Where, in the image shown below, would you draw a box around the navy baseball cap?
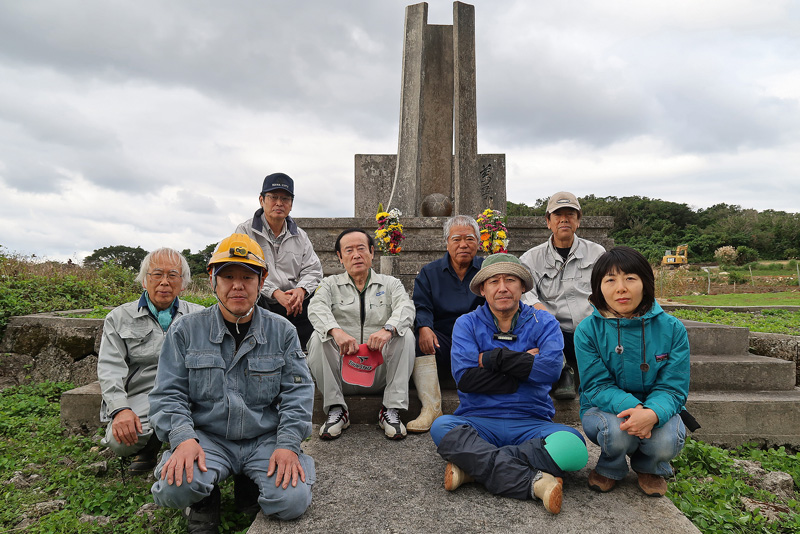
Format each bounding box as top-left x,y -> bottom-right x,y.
261,173 -> 294,196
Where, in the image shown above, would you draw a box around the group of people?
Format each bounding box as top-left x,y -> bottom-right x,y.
97,176 -> 691,532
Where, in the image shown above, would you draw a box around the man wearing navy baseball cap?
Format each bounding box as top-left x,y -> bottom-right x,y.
236,172 -> 322,350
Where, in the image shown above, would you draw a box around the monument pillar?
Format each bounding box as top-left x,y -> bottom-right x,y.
452,2 -> 481,215
355,1 -> 505,219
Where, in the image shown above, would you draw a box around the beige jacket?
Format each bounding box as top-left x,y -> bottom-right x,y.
520,235 -> 605,333
308,270 -> 415,343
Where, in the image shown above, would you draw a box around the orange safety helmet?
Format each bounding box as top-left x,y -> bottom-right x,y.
206,233 -> 268,276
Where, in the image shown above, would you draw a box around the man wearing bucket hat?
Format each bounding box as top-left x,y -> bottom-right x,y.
520,191 -> 605,399
307,228 -> 416,441
236,172 -> 322,350
150,233 -> 315,533
430,253 -> 588,515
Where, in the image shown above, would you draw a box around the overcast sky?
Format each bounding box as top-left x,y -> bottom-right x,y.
1,1 -> 798,262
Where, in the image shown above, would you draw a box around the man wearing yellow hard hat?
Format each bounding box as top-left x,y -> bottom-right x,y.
149,233 -> 315,532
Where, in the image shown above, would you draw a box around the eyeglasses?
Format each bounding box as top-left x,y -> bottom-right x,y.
264,193 -> 293,203
449,234 -> 478,244
147,270 -> 182,283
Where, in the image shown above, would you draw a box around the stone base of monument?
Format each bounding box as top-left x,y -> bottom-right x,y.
296,215 -> 615,293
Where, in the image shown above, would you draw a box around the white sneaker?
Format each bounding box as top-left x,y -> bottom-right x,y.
320,405 -> 350,440
378,406 -> 407,440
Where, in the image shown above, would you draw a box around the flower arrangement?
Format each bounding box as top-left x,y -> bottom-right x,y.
375,204 -> 406,255
476,208 -> 508,254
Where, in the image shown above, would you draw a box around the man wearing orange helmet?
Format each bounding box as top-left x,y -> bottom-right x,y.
150,233 -> 315,533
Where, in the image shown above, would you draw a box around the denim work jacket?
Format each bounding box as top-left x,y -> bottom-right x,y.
149,305 -> 314,454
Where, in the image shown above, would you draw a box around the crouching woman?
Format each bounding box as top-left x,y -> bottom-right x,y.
575,246 -> 689,497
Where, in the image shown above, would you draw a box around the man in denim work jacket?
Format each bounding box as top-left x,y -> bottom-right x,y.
150,233 -> 315,533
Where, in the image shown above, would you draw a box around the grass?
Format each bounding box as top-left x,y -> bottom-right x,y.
669,437 -> 800,533
0,253 -> 141,335
2,383 -> 798,533
668,308 -> 800,335
0,382 -> 252,533
667,292 -> 800,306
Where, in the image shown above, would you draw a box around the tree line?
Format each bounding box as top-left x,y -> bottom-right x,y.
507,195 -> 800,264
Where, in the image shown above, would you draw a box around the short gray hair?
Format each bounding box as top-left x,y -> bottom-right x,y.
135,248 -> 192,290
443,215 -> 480,243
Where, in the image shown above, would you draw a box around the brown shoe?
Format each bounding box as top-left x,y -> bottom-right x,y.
587,469 -> 616,493
637,472 -> 667,497
444,462 -> 474,491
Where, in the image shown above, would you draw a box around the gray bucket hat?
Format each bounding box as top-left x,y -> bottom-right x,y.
469,253 -> 534,296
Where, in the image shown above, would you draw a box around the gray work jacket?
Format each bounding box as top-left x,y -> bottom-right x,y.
520,235 -> 605,333
97,297 -> 204,421
236,212 -> 322,302
308,269 -> 415,343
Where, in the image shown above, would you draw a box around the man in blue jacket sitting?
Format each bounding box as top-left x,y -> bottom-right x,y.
430,253 -> 588,515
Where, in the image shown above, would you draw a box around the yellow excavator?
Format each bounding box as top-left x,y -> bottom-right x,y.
661,244 -> 688,267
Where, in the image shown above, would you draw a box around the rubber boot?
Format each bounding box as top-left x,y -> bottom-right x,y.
532,472 -> 563,514
406,355 -> 443,433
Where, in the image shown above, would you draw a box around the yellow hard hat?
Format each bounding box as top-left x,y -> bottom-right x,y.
207,233 -> 268,276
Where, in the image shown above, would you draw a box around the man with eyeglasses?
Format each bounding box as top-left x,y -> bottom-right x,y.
307,228 -> 416,440
406,215 -> 485,433
519,192 -> 605,399
236,172 -> 322,350
97,248 -> 204,474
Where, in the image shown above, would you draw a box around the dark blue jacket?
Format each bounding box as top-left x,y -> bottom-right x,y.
412,252 -> 484,336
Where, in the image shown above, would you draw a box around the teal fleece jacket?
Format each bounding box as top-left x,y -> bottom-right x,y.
574,301 -> 690,427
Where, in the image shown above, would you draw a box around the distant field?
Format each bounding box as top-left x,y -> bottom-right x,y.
668,308 -> 800,335
666,292 -> 800,306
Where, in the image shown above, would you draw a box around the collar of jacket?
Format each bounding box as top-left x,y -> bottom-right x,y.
547,234 -> 587,259
251,208 -> 299,236
475,300 -> 537,332
440,251 -> 483,276
137,291 -> 180,318
592,301 -> 665,322
208,303 -> 270,345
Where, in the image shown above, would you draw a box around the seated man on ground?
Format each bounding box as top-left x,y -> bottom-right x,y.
149,233 -> 315,533
307,228 -> 416,440
98,248 -> 204,474
430,253 -> 588,515
408,214 -> 485,433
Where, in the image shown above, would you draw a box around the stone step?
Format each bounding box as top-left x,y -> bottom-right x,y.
690,353 -> 796,391
686,389 -> 800,447
682,320 -> 751,355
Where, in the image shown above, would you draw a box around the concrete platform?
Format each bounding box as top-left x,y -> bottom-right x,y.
247,424 -> 700,534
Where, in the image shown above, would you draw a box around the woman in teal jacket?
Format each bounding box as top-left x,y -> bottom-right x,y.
574,246 -> 689,497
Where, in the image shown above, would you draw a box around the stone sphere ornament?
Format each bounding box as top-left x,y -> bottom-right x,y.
420,193 -> 453,217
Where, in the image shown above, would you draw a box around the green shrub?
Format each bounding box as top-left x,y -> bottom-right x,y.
0,255 -> 140,336
736,246 -> 760,266
727,271 -> 748,285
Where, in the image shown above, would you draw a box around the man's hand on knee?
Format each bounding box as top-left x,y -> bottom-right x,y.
161,439 -> 207,486
418,327 -> 439,355
267,448 -> 305,489
112,409 -> 142,446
